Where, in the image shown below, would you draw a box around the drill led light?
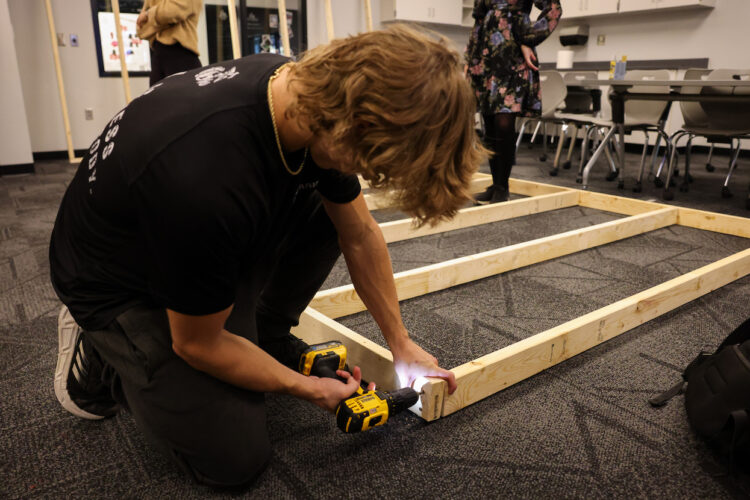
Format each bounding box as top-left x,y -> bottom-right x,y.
407,376 -> 429,412
411,376 -> 429,394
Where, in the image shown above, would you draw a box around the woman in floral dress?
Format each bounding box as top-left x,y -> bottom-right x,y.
466,0 -> 562,203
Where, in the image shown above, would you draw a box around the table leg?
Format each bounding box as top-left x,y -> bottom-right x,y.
581,126 -> 618,189
550,123 -> 566,176
616,123 -> 626,189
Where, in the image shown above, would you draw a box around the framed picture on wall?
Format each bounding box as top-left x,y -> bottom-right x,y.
90,0 -> 151,77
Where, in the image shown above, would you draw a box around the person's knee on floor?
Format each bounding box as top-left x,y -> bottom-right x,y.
176,430 -> 272,489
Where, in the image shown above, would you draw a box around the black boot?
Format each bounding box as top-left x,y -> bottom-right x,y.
474,184 -> 509,205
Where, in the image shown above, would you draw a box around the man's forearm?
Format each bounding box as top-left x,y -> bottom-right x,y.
340,222 -> 410,350
174,328 -> 318,398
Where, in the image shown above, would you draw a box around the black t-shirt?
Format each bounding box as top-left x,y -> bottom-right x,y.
49,54 -> 361,331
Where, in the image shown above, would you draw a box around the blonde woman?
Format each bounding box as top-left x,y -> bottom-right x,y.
50,26 -> 483,487
137,0 -> 203,85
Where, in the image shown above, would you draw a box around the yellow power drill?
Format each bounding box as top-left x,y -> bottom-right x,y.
298,341 -> 420,433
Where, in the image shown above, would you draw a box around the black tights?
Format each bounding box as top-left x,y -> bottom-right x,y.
482,112 -> 518,191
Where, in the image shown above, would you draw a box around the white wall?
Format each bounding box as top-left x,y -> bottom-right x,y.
307,0 -> 379,46
8,0 -> 150,153
0,0 -> 33,166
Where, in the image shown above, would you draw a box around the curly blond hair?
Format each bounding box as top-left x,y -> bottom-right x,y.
287,24 -> 485,226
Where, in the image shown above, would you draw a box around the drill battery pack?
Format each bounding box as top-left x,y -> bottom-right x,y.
298,341 -> 347,378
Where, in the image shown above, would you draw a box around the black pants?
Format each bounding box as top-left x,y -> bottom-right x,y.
149,40 -> 202,86
482,113 -> 518,191
85,193 -> 341,487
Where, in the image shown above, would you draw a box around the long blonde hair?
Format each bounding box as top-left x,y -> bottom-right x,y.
288,24 -> 485,226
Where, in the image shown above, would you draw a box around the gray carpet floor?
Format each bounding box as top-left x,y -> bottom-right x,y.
1,144 -> 749,499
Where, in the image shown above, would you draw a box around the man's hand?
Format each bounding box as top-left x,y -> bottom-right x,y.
391,337 -> 457,394
521,44 -> 539,71
308,366 -> 376,413
137,10 -> 148,28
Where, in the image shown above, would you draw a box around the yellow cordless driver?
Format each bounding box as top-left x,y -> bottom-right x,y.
335,387 -> 419,433
296,339 -> 420,433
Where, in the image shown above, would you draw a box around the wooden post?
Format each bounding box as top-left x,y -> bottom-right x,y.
111,0 -> 132,103
277,0 -> 291,57
677,207 -> 750,238
325,0 -> 334,42
226,0 -> 241,59
364,175 -> 493,210
44,0 -> 79,164
364,0 -> 372,31
379,190 -> 579,244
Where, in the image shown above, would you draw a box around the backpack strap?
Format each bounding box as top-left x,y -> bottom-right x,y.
648,351 -> 712,407
649,380 -> 686,407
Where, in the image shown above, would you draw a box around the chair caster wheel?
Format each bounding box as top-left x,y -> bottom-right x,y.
617,181 -> 625,190
562,161 -> 571,170
706,163 -> 715,172
686,173 -> 694,183
679,183 -> 689,193
606,169 -> 619,182
673,169 -> 680,178
549,168 -> 558,176
539,154 -> 547,162
633,182 -> 642,193
575,177 -> 582,184
654,177 -> 664,188
662,190 -> 674,201
721,186 -> 733,198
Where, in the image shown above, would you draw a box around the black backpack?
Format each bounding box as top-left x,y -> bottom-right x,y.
650,317 -> 750,468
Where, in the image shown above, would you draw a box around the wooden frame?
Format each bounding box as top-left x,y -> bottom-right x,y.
291,176 -> 750,422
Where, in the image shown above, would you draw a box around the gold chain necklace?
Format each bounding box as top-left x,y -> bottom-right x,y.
267,64 -> 307,176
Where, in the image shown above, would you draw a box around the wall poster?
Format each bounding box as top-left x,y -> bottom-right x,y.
91,0 -> 150,77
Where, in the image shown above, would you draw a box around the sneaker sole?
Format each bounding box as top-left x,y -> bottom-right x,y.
54,306 -> 106,420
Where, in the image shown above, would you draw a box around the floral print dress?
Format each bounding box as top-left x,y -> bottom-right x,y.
465,0 -> 562,117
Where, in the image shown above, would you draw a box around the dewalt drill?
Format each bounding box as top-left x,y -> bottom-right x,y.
297,341 -> 420,433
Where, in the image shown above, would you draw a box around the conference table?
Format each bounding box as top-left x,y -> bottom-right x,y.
577,78 -> 750,200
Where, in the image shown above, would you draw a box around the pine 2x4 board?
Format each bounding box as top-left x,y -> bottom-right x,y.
291,174 -> 750,422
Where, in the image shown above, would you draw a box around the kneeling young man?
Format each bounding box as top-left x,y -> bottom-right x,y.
50,25 -> 483,487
